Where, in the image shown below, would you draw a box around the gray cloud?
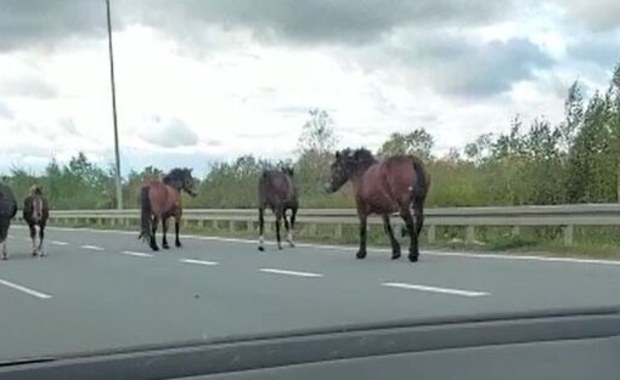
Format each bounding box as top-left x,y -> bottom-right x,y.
0,0 -> 107,52
124,0 -> 512,45
140,117 -> 199,148
0,0 -> 513,52
567,32 -> 620,68
0,75 -> 58,98
557,1 -> 620,31
372,34 -> 553,97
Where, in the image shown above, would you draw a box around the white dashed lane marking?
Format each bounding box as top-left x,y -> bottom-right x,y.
382,282 -> 489,297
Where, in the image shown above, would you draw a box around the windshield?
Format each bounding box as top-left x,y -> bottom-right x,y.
1,0 -> 619,363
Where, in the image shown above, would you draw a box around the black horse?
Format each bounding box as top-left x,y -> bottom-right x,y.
258,165 -> 298,251
0,183 -> 18,260
23,185 -> 49,257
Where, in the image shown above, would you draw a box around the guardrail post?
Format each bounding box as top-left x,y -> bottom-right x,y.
306,223 -> 317,236
334,223 -> 343,239
511,226 -> 521,236
465,225 -> 475,244
563,225 -> 574,246
229,220 -> 235,233
427,224 -> 436,243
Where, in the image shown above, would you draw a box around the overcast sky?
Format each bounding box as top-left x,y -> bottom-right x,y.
0,0 -> 619,175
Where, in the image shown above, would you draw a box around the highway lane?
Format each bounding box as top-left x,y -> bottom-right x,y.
0,225 -> 619,361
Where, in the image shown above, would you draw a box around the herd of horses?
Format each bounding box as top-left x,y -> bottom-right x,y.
0,148 -> 430,262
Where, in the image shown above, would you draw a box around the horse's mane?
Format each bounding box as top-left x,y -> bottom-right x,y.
340,148 -> 377,167
163,168 -> 189,184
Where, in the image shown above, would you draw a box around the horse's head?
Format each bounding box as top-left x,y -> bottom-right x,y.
324,148 -> 375,193
29,184 -> 43,197
164,168 -> 198,197
180,168 -> 198,197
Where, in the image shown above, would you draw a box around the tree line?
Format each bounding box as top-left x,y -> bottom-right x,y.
3,62 -> 620,210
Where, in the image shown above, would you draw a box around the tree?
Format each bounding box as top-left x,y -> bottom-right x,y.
377,128 -> 434,160
297,109 -> 337,156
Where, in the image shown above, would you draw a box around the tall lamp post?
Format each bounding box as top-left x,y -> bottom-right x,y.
106,0 -> 123,209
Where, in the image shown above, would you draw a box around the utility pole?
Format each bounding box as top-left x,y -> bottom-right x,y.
106,0 -> 123,209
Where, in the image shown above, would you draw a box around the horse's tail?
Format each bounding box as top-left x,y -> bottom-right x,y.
409,156 -> 430,206
138,186 -> 152,242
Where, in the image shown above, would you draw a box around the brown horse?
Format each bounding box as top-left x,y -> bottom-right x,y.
258,165 -> 298,251
139,168 -> 197,251
325,148 -> 430,262
23,185 -> 49,257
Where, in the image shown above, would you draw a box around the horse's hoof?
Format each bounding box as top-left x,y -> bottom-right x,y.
32,252 -> 38,257
1,256 -> 7,261
258,246 -> 265,252
150,244 -> 159,251
175,241 -> 182,248
408,253 -> 419,262
356,250 -> 367,259
162,243 -> 170,250
391,252 -> 401,260
277,245 -> 283,250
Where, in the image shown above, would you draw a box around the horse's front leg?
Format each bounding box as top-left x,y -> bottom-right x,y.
382,215 -> 401,260
161,217 -> 170,249
174,216 -> 182,248
287,206 -> 297,247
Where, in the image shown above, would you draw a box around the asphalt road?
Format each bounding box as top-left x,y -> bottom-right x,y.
1,225 -> 619,361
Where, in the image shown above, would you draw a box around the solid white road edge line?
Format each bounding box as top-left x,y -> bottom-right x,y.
41,226 -> 620,266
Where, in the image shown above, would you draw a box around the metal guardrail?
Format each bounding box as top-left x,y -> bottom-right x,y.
18,204 -> 620,246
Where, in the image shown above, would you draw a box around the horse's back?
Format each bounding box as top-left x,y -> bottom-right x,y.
357,157 -> 418,213
259,171 -> 297,208
144,180 -> 180,215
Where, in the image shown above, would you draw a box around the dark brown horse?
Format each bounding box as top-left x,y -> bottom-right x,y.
139,168 -> 197,251
258,165 -> 298,251
0,183 -> 17,260
325,148 -> 430,262
23,185 -> 49,257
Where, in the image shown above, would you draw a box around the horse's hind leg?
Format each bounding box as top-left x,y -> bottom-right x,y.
414,203 -> 425,237
1,238 -> 6,260
382,215 -> 401,260
161,217 -> 170,249
400,209 -> 418,262
275,208 -> 283,250
356,214 -> 368,259
29,223 -> 38,256
150,216 -> 160,251
258,206 -> 265,251
38,223 -> 46,257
